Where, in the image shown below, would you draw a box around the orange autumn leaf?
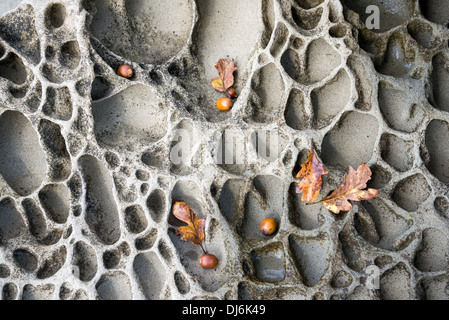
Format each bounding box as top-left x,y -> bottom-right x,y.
211,58 -> 237,92
296,149 -> 328,203
309,163 -> 379,214
172,201 -> 205,246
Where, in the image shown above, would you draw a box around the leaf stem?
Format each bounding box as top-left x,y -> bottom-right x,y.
223,84 -> 231,99
190,210 -> 207,254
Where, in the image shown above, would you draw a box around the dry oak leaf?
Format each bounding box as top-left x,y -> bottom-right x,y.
172,201 -> 205,246
211,58 -> 237,92
309,163 -> 379,214
296,149 -> 328,203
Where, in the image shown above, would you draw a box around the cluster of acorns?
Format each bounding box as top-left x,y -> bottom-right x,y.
216,87 -> 237,111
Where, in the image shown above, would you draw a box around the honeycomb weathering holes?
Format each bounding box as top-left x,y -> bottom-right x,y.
1,0 -> 449,301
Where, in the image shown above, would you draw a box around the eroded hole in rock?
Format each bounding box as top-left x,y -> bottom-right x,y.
195,0 -> 262,93
38,183 -> 71,224
321,111 -> 379,169
146,189 -> 166,223
2,282 -> 18,300
219,179 -> 246,226
424,120 -> 449,183
342,0 -> 414,33
378,82 -> 425,133
367,165 -> 392,190
45,3 -> 66,29
249,129 -> 288,162
392,174 -> 431,212
60,40 -> 81,69
329,24 -> 348,38
414,228 -> 449,272
170,180 -> 205,226
42,63 -> 64,83
135,228 -> 158,251
158,239 -> 173,263
282,38 -> 341,84
270,23 -> 289,58
376,31 -> 415,78
13,248 -> 38,273
103,248 -> 121,269
419,0 -> 449,27
214,127 -> 248,176
142,146 -> 166,168
261,0 -> 275,49
78,155 -> 121,245
305,38 -> 341,83
291,5 -> 323,31
359,199 -> 413,251
284,88 -> 311,130
288,233 -> 330,287
0,110 -> 47,196
338,222 -> 366,272
22,284 -> 55,300
92,84 -> 167,151
347,55 -> 373,111
429,53 -> 449,113
288,182 -> 325,230
420,275 -> 449,300
0,53 -> 27,84
124,204 -> 148,234
170,119 -> 197,175
133,252 -> 165,300
311,69 -> 351,128
380,133 -> 414,172
174,270 -> 190,295
241,176 -> 284,242
72,241 -> 98,282
250,242 -> 286,284
91,76 -> 112,100
247,63 -> 285,123
434,197 -> 449,219
22,199 -> 47,241
407,20 -> 437,49
380,263 -> 413,300
331,270 -> 353,289
95,271 -> 132,300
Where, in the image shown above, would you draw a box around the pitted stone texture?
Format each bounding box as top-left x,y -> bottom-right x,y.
0,0 -> 448,300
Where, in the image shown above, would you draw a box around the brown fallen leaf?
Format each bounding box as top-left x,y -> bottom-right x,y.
296,149 -> 328,203
307,163 -> 379,213
172,201 -> 206,252
211,58 -> 237,92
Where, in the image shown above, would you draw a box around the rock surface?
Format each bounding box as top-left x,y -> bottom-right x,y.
0,0 -> 448,300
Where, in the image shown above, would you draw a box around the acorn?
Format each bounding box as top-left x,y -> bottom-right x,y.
117,64 -> 133,78
260,218 -> 277,236
216,97 -> 233,111
200,253 -> 218,269
226,87 -> 238,99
